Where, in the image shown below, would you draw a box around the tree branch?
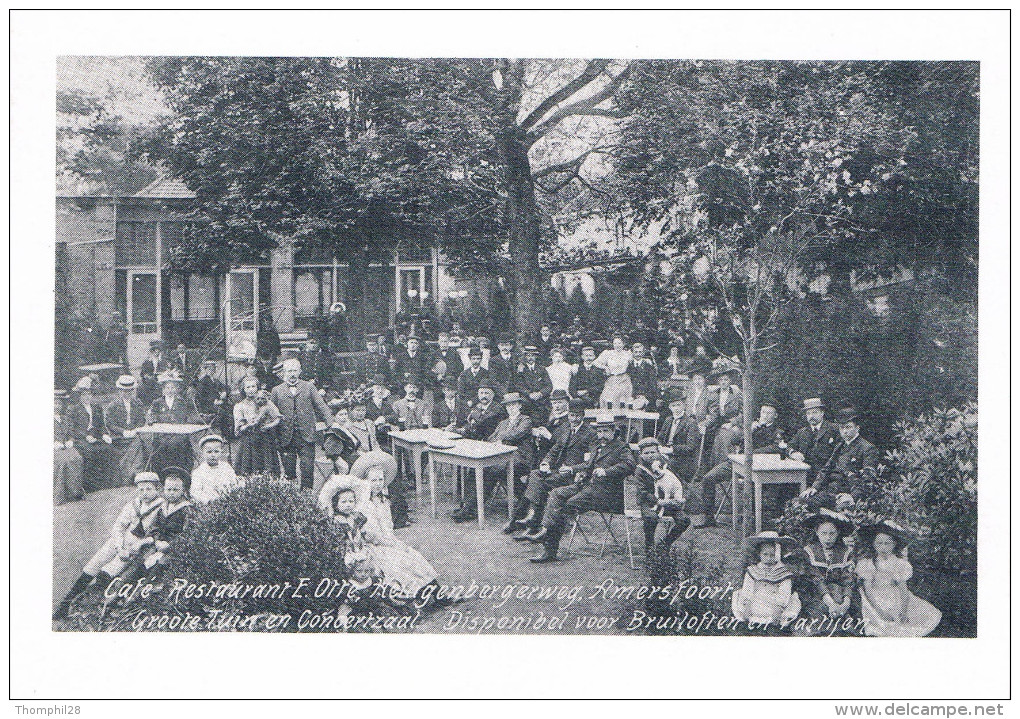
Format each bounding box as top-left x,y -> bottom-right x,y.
519,59 -> 612,132
526,64 -> 632,144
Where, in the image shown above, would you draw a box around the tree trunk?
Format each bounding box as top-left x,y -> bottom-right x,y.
346,244 -> 371,346
494,61 -> 544,341
741,338 -> 756,540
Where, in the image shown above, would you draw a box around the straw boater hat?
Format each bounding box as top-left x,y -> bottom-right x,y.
501,392 -> 525,406
804,508 -> 855,537
349,451 -> 398,487
133,471 -> 161,486
115,374 -> 137,390
802,397 -> 825,412
745,530 -> 798,553
317,474 -> 360,514
593,413 -> 617,428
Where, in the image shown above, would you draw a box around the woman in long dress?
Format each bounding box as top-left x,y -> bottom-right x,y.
593,334 -> 633,410
856,521 -> 941,637
350,451 -> 437,600
233,377 -> 282,476
54,390 -> 84,505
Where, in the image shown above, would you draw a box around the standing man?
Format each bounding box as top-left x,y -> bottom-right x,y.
300,338 -> 332,391
535,324 -> 557,365
529,416 -> 635,563
357,335 -> 389,387
434,332 -> 465,383
271,358 -> 334,490
514,345 -> 553,423
392,334 -> 430,390
104,374 -> 147,486
629,341 -> 660,410
488,332 -> 518,396
789,397 -> 840,473
172,343 -> 198,383
569,345 -> 606,407
457,346 -> 489,412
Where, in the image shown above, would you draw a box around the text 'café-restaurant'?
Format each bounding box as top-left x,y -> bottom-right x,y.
56,177 -> 481,369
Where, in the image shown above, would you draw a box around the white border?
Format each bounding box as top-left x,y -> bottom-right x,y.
9,8 -> 1012,708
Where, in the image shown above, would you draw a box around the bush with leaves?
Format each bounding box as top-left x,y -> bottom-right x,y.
99,477 -> 351,632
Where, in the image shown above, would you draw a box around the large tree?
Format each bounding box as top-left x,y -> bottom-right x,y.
143,57 -> 630,338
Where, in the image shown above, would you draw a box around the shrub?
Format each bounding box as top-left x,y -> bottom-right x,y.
98,477 -> 351,632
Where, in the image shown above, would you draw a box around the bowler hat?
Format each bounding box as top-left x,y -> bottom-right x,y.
468,346 -> 483,358
441,377 -> 458,390
477,379 -> 496,391
549,389 -> 570,401
833,407 -> 860,425
568,398 -> 587,413
496,332 -> 515,345
115,374 -> 137,390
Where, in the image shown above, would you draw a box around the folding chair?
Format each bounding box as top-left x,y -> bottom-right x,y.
564,487 -> 644,570
715,481 -> 732,522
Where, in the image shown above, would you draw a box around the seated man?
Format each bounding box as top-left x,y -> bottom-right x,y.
696,400 -> 784,528
52,471 -> 165,619
453,392 -> 533,523
628,437 -> 690,558
529,415 -> 636,563
510,399 -> 592,538
392,381 -> 430,430
457,381 -> 504,441
800,407 -> 880,510
656,395 -> 701,481
431,378 -> 463,430
531,388 -> 571,460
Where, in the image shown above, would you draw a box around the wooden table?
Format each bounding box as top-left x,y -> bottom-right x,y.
729,454 -> 811,534
388,428 -> 461,496
427,439 -> 518,526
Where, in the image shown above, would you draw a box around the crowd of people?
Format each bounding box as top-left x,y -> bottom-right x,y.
53,314 -> 941,635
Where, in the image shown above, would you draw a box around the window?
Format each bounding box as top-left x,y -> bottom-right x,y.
115,222 -> 156,266
294,268 -> 333,325
188,275 -> 217,319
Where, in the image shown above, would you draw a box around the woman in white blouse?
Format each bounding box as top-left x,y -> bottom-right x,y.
545,346 -> 576,395
593,334 -> 634,410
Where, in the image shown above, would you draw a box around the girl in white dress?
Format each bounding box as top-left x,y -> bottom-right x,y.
856,521 -> 941,637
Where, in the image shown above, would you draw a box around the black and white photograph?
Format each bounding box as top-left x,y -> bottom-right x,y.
10,8 -> 1011,708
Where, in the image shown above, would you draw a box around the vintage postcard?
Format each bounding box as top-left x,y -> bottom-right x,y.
10,8 -> 1011,706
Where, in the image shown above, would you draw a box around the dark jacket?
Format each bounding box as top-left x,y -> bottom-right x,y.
103,398 -> 147,443
391,349 -> 431,390
488,413 -> 534,468
790,420 -> 840,471
271,380 -> 335,445
579,437 -> 637,489
299,350 -> 333,388
357,353 -> 389,386
432,395 -> 464,429
542,421 -> 594,472
434,348 -> 465,381
629,359 -> 659,407
513,362 -> 553,420
487,352 -> 518,395
569,363 -> 605,403
657,413 -> 701,479
364,393 -> 397,426
707,386 -> 743,432
67,401 -> 106,444
814,434 -> 881,498
457,366 -> 490,408
461,400 -> 504,441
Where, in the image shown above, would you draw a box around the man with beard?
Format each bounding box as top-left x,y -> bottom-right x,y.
788,397 -> 840,473
529,416 -> 635,563
509,399 -> 593,538
271,358 -> 334,490
530,388 -> 571,460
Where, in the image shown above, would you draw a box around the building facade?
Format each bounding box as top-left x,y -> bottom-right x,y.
56,178 -> 463,369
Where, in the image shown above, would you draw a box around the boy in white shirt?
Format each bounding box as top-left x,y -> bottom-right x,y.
189,434 -> 239,504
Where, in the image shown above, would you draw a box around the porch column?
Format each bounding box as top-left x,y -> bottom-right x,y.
272,244 -> 295,331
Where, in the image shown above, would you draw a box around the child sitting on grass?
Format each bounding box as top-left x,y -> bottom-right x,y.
731,531 -> 802,632
53,471 -> 165,620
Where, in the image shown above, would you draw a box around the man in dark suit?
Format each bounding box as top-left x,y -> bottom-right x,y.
457,380 -> 504,441
529,415 -> 636,562
487,332 -> 518,395
803,407 -> 881,508
357,335 -> 389,387
432,378 -> 463,430
511,399 -> 593,537
629,340 -> 660,410
569,345 -> 605,406
788,397 -> 840,473
453,392 -> 534,523
457,347 -> 489,412
271,358 -> 335,489
299,337 -> 333,390
513,345 -> 553,423
103,374 -> 147,485
391,335 -> 431,390
363,373 -> 397,431
139,340 -> 170,407
657,396 -> 701,481
534,324 -> 557,366
434,332 -> 464,384
530,388 -> 572,461
67,377 -> 111,492
172,343 -> 200,383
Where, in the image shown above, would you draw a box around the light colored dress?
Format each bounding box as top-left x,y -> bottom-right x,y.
731,562 -> 801,625
856,556 -> 941,637
594,349 -> 633,409
358,493 -> 437,599
545,361 -> 576,395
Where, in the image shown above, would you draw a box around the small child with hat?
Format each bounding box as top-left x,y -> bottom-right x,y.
731,531 -> 802,630
52,471 -> 165,620
189,434 -> 238,504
